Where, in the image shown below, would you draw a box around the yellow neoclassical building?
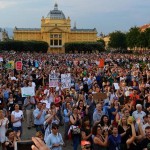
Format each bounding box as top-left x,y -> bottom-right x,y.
13,3 -> 97,53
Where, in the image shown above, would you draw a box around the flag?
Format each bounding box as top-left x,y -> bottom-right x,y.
98,59 -> 104,68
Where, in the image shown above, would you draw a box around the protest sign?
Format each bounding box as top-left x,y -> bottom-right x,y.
0,56 -> 3,62
21,87 -> 35,97
16,61 -> 22,70
5,61 -> 14,69
93,92 -> 107,103
49,71 -> 59,87
61,73 -> 71,89
113,83 -> 120,90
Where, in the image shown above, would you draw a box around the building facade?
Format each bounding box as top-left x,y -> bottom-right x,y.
13,3 -> 97,53
0,28 -> 9,41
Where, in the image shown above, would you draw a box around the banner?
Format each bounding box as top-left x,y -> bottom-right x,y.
61,73 -> 71,89
49,71 -> 59,87
21,87 -> 35,97
16,61 -> 22,70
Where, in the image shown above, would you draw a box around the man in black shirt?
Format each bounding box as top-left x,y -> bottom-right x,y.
141,126 -> 150,150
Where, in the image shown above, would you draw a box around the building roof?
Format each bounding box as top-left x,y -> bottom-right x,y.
47,3 -> 66,19
71,28 -> 97,32
140,24 -> 150,31
14,27 -> 41,31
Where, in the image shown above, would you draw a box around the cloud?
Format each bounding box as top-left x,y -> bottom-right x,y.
0,0 -> 150,34
0,0 -> 41,9
0,1 -> 17,9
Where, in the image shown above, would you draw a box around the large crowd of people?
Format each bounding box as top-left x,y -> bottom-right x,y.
0,51 -> 150,150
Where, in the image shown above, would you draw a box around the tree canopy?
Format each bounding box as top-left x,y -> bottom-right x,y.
64,42 -> 104,53
108,31 -> 127,50
108,26 -> 150,50
0,41 -> 49,53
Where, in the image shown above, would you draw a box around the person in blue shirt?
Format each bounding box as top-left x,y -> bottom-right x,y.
33,102 -> 46,134
63,102 -> 72,145
46,123 -> 64,150
108,126 -> 121,150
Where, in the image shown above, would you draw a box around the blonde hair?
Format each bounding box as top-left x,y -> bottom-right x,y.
35,131 -> 43,138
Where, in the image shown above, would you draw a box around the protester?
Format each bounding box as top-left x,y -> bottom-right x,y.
0,51 -> 149,150
5,129 -> 20,150
11,104 -> 23,135
0,110 -> 9,150
46,123 -> 64,150
108,126 -> 121,150
33,102 -> 46,133
24,96 -> 35,129
92,124 -> 108,150
69,106 -> 81,150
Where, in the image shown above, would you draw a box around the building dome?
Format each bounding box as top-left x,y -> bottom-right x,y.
47,3 -> 66,19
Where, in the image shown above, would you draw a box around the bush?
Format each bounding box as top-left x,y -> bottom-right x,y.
0,41 -> 49,53
64,42 -> 105,53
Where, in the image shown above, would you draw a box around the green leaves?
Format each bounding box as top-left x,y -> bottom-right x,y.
64,42 -> 104,53
108,31 -> 127,50
108,26 -> 150,51
0,41 -> 49,53
126,27 -> 140,49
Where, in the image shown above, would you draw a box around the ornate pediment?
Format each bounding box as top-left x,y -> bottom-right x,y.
48,27 -> 65,33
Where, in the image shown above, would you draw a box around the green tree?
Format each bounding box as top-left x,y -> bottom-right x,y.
137,32 -> 147,49
97,39 -> 105,48
108,31 -> 127,50
126,27 -> 140,50
144,28 -> 150,48
0,41 -> 49,53
64,42 -> 104,53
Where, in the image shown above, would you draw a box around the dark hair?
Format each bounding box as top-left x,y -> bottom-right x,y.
145,126 -> 150,130
78,100 -> 84,107
82,116 -> 90,127
65,102 -> 70,108
92,124 -> 102,136
37,102 -> 42,105
5,129 -> 14,137
9,93 -> 13,96
50,102 -> 55,108
100,115 -> 110,126
111,125 -> 118,130
123,108 -> 129,113
52,123 -> 59,129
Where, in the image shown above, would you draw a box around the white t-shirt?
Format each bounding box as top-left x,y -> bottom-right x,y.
11,110 -> 23,127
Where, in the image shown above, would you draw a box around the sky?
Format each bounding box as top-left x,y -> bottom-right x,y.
0,0 -> 150,35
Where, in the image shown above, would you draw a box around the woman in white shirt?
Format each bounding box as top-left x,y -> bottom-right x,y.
0,110 -> 9,150
11,104 -> 23,136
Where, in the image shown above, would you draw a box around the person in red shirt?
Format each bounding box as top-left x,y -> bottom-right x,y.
129,89 -> 139,108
